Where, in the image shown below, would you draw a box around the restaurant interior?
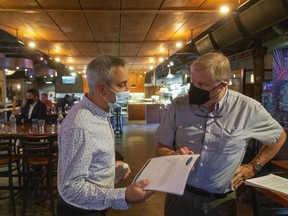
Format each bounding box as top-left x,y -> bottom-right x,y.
1,0 -> 288,215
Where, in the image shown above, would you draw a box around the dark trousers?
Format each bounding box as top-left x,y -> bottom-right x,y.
165,190 -> 236,216
57,196 -> 107,216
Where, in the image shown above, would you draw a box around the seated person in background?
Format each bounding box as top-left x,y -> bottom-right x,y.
68,93 -> 78,107
41,93 -> 53,114
16,88 -> 47,124
56,94 -> 70,112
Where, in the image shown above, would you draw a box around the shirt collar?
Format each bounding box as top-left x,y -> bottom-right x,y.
216,87 -> 229,110
82,94 -> 109,118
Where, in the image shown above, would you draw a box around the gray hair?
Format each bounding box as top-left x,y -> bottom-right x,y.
191,52 -> 231,82
86,55 -> 127,94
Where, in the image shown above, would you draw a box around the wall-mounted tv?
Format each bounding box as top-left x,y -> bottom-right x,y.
61,76 -> 76,84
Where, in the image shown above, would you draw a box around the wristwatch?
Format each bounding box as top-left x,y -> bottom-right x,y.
253,162 -> 263,173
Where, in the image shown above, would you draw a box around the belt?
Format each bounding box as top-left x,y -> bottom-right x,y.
185,185 -> 230,198
58,196 -> 107,215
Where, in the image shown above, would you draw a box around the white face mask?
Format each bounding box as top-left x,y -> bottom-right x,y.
103,84 -> 130,108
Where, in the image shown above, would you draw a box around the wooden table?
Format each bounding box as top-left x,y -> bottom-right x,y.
256,187 -> 288,208
271,160 -> 288,170
250,173 -> 288,209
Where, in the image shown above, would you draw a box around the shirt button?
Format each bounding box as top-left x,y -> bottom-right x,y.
207,129 -> 211,133
203,146 -> 207,150
195,178 -> 198,182
200,163 -> 203,166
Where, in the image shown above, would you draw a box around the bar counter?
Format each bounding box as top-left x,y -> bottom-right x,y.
127,102 -> 168,122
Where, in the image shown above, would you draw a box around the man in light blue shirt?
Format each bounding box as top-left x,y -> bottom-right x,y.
57,55 -> 154,216
156,52 -> 286,216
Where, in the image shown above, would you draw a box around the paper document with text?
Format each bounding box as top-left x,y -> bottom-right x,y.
133,154 -> 200,195
245,174 -> 288,195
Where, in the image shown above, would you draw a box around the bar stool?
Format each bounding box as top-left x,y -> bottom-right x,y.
21,135 -> 58,216
0,134 -> 22,216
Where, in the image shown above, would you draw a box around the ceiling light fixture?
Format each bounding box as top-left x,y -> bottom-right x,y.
220,6 -> 230,13
167,67 -> 174,79
250,73 -> 254,83
0,57 -> 34,76
29,42 -> 36,48
4,69 -> 16,76
176,42 -> 182,47
131,72 -> 137,88
15,29 -> 25,45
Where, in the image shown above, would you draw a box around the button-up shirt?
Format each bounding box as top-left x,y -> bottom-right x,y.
57,95 -> 130,210
155,90 -> 283,194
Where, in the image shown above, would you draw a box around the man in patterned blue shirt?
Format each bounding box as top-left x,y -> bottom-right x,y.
156,52 -> 286,216
57,55 -> 155,216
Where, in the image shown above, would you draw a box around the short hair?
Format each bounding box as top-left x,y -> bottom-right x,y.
41,93 -> 48,97
86,55 -> 127,94
27,88 -> 39,97
191,52 -> 231,82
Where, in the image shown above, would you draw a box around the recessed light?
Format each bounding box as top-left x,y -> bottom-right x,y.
220,6 -> 230,13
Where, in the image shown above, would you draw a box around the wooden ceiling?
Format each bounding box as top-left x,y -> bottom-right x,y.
0,0 -> 247,73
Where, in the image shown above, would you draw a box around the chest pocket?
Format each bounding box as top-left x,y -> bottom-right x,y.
176,125 -> 204,153
220,127 -> 247,154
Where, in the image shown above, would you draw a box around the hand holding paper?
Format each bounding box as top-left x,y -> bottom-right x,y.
133,154 -> 200,195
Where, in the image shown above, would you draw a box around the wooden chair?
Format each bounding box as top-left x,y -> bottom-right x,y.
20,135 -> 58,216
0,134 -> 22,216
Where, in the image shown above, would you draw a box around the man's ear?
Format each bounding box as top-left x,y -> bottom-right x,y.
221,81 -> 229,87
96,83 -> 105,96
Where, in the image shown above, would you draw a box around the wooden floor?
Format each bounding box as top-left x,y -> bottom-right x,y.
0,121 -> 254,216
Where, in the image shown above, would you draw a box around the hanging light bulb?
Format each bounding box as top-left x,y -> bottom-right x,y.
131,72 -> 137,88
167,67 -> 174,79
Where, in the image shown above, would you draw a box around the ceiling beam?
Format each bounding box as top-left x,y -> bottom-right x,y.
0,9 -> 218,13
0,52 -> 168,58
4,40 -> 183,44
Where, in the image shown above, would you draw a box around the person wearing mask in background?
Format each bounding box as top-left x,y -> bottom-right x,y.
16,88 -> 47,124
41,93 -> 53,114
155,52 -> 286,216
57,55 -> 155,216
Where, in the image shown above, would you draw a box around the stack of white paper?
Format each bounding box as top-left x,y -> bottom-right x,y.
133,154 -> 200,195
245,174 -> 288,195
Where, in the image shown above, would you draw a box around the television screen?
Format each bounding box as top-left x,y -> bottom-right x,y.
61,76 -> 76,84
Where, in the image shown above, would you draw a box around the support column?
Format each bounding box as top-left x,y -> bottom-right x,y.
253,47 -> 267,102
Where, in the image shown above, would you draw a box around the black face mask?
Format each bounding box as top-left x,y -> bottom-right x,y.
189,83 -> 221,105
26,98 -> 34,104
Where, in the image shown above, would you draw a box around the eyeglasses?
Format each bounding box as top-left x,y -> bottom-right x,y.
195,113 -> 223,118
